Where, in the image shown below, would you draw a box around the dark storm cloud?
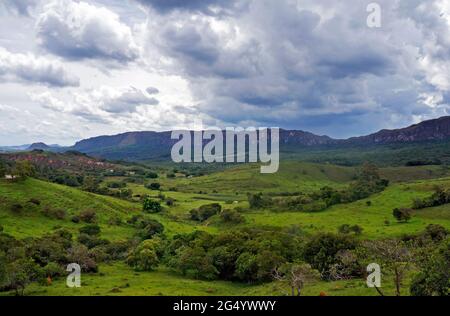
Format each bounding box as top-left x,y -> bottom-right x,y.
136,0 -> 243,15
146,0 -> 449,136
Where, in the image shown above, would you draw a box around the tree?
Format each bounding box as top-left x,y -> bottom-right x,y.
138,219 -> 164,240
82,176 -> 99,193
303,233 -> 358,280
410,238 -> 449,296
67,244 -> 98,273
363,239 -> 414,296
4,259 -> 43,296
12,160 -> 35,180
393,208 -> 412,223
273,263 -> 320,296
0,160 -> 6,178
143,198 -> 162,213
127,239 -> 161,271
190,203 -> 222,222
220,209 -> 245,224
172,246 -> 218,280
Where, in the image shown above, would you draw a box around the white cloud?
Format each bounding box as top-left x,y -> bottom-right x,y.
36,0 -> 140,63
0,47 -> 79,87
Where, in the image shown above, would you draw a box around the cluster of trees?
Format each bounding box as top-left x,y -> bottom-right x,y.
159,225 -> 448,296
248,163 -> 389,213
0,160 -> 35,181
0,229 -> 98,295
412,186 -> 450,210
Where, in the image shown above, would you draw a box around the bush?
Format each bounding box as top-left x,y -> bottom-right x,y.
79,224 -> 101,236
11,204 -> 23,214
145,172 -> 158,179
71,216 -> 81,224
138,219 -> 164,240
79,210 -> 97,223
143,198 -> 163,213
190,203 -> 222,222
28,198 -> 41,205
127,239 -> 161,271
67,244 -> 98,273
422,224 -> 448,242
77,233 -> 108,249
43,262 -> 64,278
393,208 -> 412,223
220,209 -> 245,224
106,181 -> 126,189
42,207 -> 67,220
303,233 -> 358,280
166,198 -> 175,207
146,182 -> 161,190
338,224 -> 363,235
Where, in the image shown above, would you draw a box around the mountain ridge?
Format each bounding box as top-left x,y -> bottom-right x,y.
2,116 -> 450,161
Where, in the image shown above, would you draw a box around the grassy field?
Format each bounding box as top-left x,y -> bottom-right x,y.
1,160 -> 449,296
17,262 -> 411,297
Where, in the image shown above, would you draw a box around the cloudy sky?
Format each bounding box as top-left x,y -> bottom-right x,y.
0,0 -> 449,145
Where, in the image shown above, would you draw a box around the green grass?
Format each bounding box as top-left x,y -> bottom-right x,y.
0,178 -> 213,240
239,179 -> 450,239
15,262 -> 412,297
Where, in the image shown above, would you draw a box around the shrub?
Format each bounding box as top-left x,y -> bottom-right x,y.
127,239 -> 161,271
303,233 -> 358,280
43,262 -> 64,278
143,198 -> 162,213
422,224 -> 448,242
11,204 -> 23,214
171,246 -> 218,280
338,224 -> 363,235
138,219 -> 164,240
71,216 -> 81,224
166,198 -> 175,207
220,209 -> 245,224
28,198 -> 41,205
393,208 -> 412,223
190,203 -> 222,222
146,182 -> 161,190
78,233 -> 108,249
79,224 -> 101,236
67,244 -> 98,273
145,171 -> 158,179
42,207 -> 67,220
106,181 -> 126,189
79,210 -> 97,223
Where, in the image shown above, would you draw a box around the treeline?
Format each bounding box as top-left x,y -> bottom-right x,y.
413,187 -> 450,209
161,225 -> 449,296
248,163 -> 389,212
0,219 -> 448,296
